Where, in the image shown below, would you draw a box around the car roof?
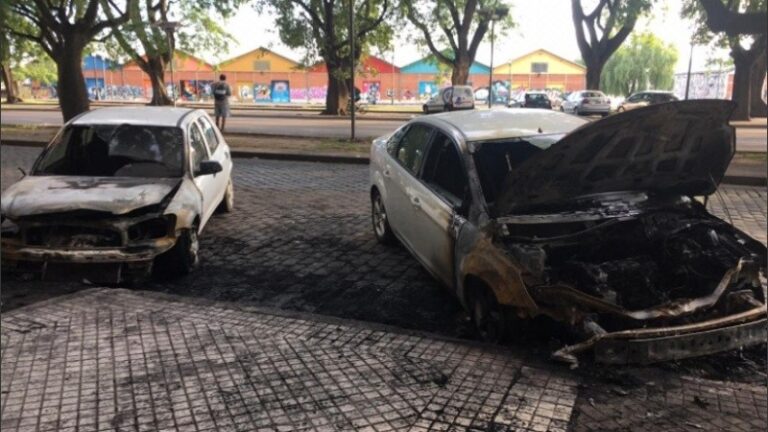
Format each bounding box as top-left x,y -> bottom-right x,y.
71,106 -> 197,127
422,109 -> 588,143
636,90 -> 674,94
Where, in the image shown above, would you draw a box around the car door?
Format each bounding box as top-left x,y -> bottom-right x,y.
188,121 -> 217,228
408,130 -> 468,286
197,115 -> 230,204
385,123 -> 434,251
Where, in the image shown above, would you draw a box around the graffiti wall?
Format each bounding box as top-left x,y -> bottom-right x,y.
673,71 -> 731,100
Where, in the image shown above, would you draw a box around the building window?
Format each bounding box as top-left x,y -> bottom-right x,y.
531,62 -> 548,73
253,60 -> 271,71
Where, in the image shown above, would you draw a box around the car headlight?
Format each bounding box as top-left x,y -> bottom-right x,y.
128,215 -> 176,241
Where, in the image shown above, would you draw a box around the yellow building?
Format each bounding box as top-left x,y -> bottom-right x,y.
217,47 -> 302,101
493,49 -> 586,91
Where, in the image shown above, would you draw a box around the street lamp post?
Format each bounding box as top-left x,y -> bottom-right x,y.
483,5 -> 509,109
153,21 -> 181,106
684,41 -> 694,100
349,0 -> 355,141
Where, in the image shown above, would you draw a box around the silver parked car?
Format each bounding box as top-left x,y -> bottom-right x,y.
422,85 -> 475,114
369,101 -> 766,365
1,107 -> 234,282
561,90 -> 611,116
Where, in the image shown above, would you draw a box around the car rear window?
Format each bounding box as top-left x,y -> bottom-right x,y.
526,93 -> 548,101
34,124 -> 185,178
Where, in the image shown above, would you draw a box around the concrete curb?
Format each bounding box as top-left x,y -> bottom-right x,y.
2,139 -> 763,185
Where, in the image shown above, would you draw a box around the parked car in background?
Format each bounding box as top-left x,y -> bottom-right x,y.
507,91 -> 552,109
617,91 -> 679,112
369,101 -> 766,365
561,90 -> 611,116
1,107 -> 235,283
422,85 -> 475,114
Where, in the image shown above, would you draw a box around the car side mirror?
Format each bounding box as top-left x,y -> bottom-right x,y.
195,160 -> 222,177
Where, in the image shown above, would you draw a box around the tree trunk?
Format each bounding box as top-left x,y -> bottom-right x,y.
451,58 -> 471,85
749,52 -> 767,118
321,59 -> 350,115
731,55 -> 752,121
146,56 -> 172,106
586,60 -> 604,90
55,41 -> 90,122
0,63 -> 22,103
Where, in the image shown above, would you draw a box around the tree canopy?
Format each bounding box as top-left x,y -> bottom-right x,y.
400,0 -> 514,85
5,0 -> 129,120
103,0 -> 242,105
571,0 -> 654,90
601,33 -> 678,96
255,0 -> 392,114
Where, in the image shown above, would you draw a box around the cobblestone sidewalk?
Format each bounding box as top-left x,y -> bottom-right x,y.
2,289 -> 766,432
1,289 -> 579,432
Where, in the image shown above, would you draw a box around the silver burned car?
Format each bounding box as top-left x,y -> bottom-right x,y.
1,107 -> 234,282
369,101 -> 766,365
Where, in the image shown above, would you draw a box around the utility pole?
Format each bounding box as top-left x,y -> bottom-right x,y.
154,21 -> 181,106
483,5 -> 509,109
684,42 -> 694,100
349,0 -> 355,141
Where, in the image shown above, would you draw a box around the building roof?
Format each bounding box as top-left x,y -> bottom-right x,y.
217,46 -> 300,69
72,107 -> 197,127
400,51 -> 490,74
309,55 -> 399,73
423,108 -> 587,143
499,49 -> 586,72
122,50 -> 213,70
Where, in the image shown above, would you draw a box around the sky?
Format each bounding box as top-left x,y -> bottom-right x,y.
217,0 -> 730,73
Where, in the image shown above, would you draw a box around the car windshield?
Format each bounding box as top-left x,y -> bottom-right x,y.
34,124 -> 185,178
472,135 -> 565,208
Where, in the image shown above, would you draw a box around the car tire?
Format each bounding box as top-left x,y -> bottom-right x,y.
159,228 -> 199,277
422,105 -> 429,114
371,190 -> 395,245
601,112 -> 608,117
559,106 -> 565,112
468,284 -> 509,344
217,178 -> 234,213
444,103 -> 451,112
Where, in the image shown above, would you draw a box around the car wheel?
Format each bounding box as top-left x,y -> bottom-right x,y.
217,178 -> 234,213
422,105 -> 429,114
617,106 -> 625,112
444,103 -> 451,112
160,228 -> 199,277
468,285 -> 508,344
601,112 -> 608,117
371,190 -> 395,245
559,106 -> 565,112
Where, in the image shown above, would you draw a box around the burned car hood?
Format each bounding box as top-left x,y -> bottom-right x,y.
1,176 -> 181,218
495,100 -> 736,215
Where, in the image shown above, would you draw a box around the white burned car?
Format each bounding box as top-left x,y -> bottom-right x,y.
369,101 -> 766,365
1,107 -> 234,282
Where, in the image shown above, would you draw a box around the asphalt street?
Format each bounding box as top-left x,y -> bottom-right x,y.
2,108 -> 766,152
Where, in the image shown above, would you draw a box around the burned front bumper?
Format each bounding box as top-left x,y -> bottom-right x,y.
553,306 -> 767,365
1,214 -> 179,281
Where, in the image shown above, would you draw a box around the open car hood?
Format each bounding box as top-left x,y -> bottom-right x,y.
0,176 -> 181,218
495,100 -> 736,215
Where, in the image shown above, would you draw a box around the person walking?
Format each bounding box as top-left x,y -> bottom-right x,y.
213,74 -> 232,132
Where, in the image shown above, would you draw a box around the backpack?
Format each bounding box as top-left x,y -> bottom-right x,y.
213,82 -> 229,101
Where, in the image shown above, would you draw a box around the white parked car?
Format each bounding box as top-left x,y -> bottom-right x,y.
1,107 -> 234,282
422,85 -> 475,114
369,102 -> 767,365
561,90 -> 611,116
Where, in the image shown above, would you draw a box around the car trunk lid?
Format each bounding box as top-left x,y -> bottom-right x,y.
495,100 -> 735,215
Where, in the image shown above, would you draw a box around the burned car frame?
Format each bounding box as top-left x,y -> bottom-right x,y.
1,107 -> 235,282
369,101 -> 766,365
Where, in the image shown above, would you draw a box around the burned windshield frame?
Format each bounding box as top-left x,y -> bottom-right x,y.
32,124 -> 186,178
471,134 -> 565,209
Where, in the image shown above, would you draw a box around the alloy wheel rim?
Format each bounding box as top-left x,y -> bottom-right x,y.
373,197 -> 387,237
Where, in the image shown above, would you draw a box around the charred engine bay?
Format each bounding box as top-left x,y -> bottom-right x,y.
503,207 -> 767,329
